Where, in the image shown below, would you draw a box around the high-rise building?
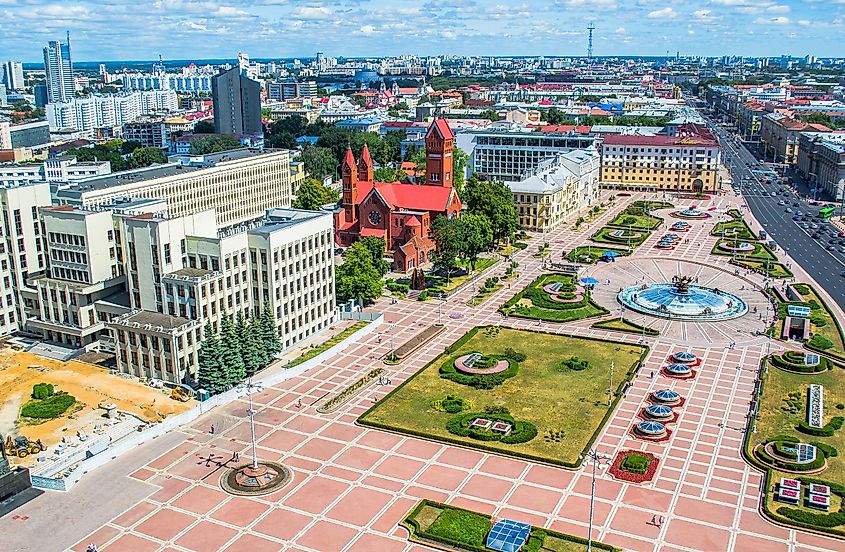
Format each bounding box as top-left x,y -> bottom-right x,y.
33,84 -> 48,108
212,66 -> 262,136
1,61 -> 24,90
43,35 -> 74,103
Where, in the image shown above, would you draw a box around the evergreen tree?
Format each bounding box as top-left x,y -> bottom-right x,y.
243,321 -> 264,377
220,316 -> 246,387
251,316 -> 270,368
197,322 -> 227,394
260,306 -> 282,357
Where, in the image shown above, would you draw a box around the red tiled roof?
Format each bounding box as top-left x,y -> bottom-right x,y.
358,182 -> 454,212
343,147 -> 355,170
360,143 -> 372,165
360,227 -> 386,238
383,121 -> 414,128
428,118 -> 454,140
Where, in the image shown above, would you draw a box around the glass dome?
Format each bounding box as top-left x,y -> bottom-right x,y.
666,363 -> 692,374
672,351 -> 697,363
636,421 -> 667,435
645,405 -> 674,418
651,389 -> 681,404
680,209 -> 701,216
618,283 -> 748,320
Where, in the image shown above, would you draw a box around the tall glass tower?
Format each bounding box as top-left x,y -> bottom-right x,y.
43,32 -> 74,103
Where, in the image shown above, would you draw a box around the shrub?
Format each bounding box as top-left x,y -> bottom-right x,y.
808,335 -> 834,351
776,507 -> 845,528
440,355 -> 518,389
808,299 -> 822,311
31,383 -> 54,400
20,393 -> 76,419
810,314 -> 829,328
500,421 -> 538,444
560,356 -> 590,371
418,290 -> 429,301
793,283 -> 811,296
502,347 -> 527,362
386,281 -> 410,293
797,417 -> 843,437
621,453 -> 651,474
423,507 -> 491,547
811,442 -> 839,458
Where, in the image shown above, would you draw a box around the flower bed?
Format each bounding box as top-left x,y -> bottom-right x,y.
316,368 -> 384,413
387,324 -> 446,363
608,450 -> 660,483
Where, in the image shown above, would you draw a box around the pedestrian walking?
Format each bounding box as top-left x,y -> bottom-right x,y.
210,423 -> 215,435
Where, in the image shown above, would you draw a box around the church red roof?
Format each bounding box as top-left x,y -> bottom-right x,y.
343,147 -> 355,169
358,181 -> 455,212
360,227 -> 386,238
428,118 -> 455,140
359,143 -> 372,165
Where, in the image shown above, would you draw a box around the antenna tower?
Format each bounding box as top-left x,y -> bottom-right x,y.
587,22 -> 595,61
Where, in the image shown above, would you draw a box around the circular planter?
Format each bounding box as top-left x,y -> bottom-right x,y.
220,461 -> 293,496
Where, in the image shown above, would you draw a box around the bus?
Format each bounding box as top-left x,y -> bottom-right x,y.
819,206 -> 835,220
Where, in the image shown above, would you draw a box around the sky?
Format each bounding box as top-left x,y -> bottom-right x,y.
2,0 -> 844,62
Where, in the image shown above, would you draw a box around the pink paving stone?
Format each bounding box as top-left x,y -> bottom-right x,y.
319,421 -> 366,442
327,486 -> 393,525
284,476 -> 350,514
148,476 -> 192,503
674,496 -> 736,526
416,464 -> 470,491
479,455 -> 526,479
622,486 -> 673,512
130,467 -> 156,481
450,496 -> 499,515
494,508 -> 549,528
287,414 -> 328,434
363,474 -> 406,492
508,484 -> 562,513
102,533 -> 161,552
795,529 -> 845,549
460,474 -> 514,502
372,496 -> 420,533
524,464 -> 574,489
394,438 -> 443,460
435,447 -> 483,469
374,455 -> 425,480
285,455 -> 322,472
148,442 -> 197,470
171,484 -> 230,514
252,508 -> 312,541
222,533 -> 283,552
608,505 -> 663,538
405,486 -> 449,503
294,437 -> 346,461
734,533 -> 793,552
710,477 -> 743,493
72,525 -> 120,552
321,464 -> 363,481
549,518 -> 596,542
259,428 -> 309,452
334,446 -> 387,470
738,509 -> 790,540
664,518 -> 731,552
134,507 -> 197,541
602,531 -> 659,552
175,520 -> 238,552
298,520 -> 359,552
225,421 -> 274,443
558,494 -> 612,525
112,501 -> 158,527
707,489 -> 742,505
348,532 -> 407,552
210,497 -> 270,527
572,474 -> 623,501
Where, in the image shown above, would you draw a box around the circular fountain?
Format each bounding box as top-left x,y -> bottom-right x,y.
618,275 -> 747,321
718,241 -> 755,253
672,208 -> 711,220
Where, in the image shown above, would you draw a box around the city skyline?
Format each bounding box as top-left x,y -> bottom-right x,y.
1,0 -> 844,62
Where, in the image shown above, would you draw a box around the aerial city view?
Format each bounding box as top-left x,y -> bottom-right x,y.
1,1 -> 845,551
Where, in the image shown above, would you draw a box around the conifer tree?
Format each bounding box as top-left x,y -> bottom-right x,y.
220,316 -> 246,386
251,316 -> 270,368
243,321 -> 264,377
197,322 -> 227,394
260,305 -> 282,357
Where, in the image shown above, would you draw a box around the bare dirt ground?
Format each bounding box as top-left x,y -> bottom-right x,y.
0,349 -> 193,458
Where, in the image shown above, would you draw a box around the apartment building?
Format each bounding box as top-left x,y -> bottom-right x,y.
266,81 -> 317,101
0,120 -> 51,150
0,182 -> 51,337
507,148 -> 600,232
600,124 -> 722,193
56,148 -> 294,227
760,112 -> 831,166
121,120 -> 169,149
0,156 -> 111,187
46,91 -> 178,132
797,132 -> 845,201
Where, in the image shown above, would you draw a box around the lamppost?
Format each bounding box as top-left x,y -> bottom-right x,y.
608,361 -> 615,407
237,377 -> 264,470
580,449 -> 611,552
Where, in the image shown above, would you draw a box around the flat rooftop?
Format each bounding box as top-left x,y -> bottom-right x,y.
250,208 -> 330,236
165,267 -> 213,278
121,310 -> 193,330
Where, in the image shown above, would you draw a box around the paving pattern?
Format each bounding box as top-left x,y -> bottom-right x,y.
6,192 -> 845,552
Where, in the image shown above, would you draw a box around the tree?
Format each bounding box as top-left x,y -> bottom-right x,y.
193,120 -> 215,134
373,166 -> 404,182
300,145 -> 337,180
431,216 -> 462,284
127,147 -> 167,168
383,130 -> 406,163
190,135 -> 241,155
459,212 -> 493,271
269,115 -> 308,137
220,317 -> 245,387
479,109 -> 501,122
242,320 -> 264,377
259,305 -> 281,357
265,131 -> 297,149
462,177 -> 519,243
578,95 -> 602,103
120,140 -> 143,155
452,146 -> 469,194
359,236 -> 390,276
546,107 -> 567,125
292,177 -> 339,210
336,241 -> 384,305
197,322 -> 227,394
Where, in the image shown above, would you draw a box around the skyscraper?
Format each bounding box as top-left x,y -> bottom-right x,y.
43,33 -> 74,103
211,66 -> 262,136
1,61 -> 24,90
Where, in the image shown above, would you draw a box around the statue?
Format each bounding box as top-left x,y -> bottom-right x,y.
672,275 -> 693,295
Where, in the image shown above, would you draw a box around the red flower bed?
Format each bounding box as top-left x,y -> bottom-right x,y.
608,450 -> 660,483
628,426 -> 672,443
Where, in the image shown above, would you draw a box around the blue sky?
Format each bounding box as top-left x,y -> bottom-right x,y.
2,0 -> 843,62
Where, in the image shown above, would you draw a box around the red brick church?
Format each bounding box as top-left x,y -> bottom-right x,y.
334,119 -> 462,272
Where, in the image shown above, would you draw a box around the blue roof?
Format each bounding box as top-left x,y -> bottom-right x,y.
666,363 -> 691,373
673,351 -> 696,361
787,305 -> 811,318
601,251 -> 620,257
486,519 -> 531,552
646,404 -> 673,416
581,277 -> 601,284
653,389 -> 680,400
637,421 -> 666,433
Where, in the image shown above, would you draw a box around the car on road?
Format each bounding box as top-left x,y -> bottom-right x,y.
839,232 -> 845,237
793,202 -> 800,206
839,248 -> 845,254
828,245 -> 837,251
812,233 -> 821,239
811,224 -> 820,229
778,200 -> 786,206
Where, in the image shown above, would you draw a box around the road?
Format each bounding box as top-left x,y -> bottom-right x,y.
699,109 -> 845,311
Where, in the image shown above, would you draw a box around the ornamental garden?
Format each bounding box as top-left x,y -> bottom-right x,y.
358,326 -> 644,467
499,273 -> 608,322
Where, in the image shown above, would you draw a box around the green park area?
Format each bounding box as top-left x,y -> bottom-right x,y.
711,239 -> 777,260
499,273 -> 608,322
745,355 -> 845,537
792,284 -> 845,360
631,199 -> 674,211
566,245 -> 631,265
607,208 -> 662,231
590,227 -> 649,248
426,258 -> 499,294
287,321 -> 369,367
731,258 -> 793,279
712,218 -> 758,241
402,499 -> 620,552
591,317 -> 660,336
358,326 -> 644,467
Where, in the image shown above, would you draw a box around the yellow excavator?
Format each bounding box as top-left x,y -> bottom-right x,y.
4,435 -> 46,458
170,386 -> 195,402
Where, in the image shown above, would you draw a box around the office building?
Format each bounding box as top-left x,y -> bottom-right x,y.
266,81 -> 318,101
121,120 -> 169,149
212,67 -> 262,136
600,124 -> 722,193
43,36 -> 74,103
1,61 -> 24,91
0,156 -> 111,187
33,84 -> 48,108
760,112 -> 831,166
0,120 -> 51,150
56,148 -> 293,227
797,132 -> 845,201
508,148 -> 600,232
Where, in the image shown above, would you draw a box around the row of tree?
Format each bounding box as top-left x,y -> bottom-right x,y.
63,139 -> 167,171
292,178 -> 341,210
335,236 -> 389,305
197,307 -> 281,395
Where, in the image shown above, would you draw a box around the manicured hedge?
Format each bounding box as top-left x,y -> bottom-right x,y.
439,355 -> 518,389
798,417 -> 843,438
20,393 -> 75,419
809,335 -> 834,351
769,352 -> 828,373
446,411 -> 538,445
755,444 -> 825,471
31,383 -> 54,399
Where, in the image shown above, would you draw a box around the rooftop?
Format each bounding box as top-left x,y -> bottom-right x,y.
250,208 -> 331,236
120,310 -> 194,331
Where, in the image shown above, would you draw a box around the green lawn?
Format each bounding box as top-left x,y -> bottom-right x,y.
631,199 -> 674,211
359,327 -> 644,467
591,317 -> 660,336
500,273 -> 608,322
747,358 -> 845,535
590,227 -> 649,248
288,322 -> 368,367
566,245 -> 631,265
711,219 -> 758,241
467,284 -> 503,306
427,258 -> 499,293
711,239 -> 777,260
792,285 -> 845,360
608,212 -> 662,230
731,258 -> 793,279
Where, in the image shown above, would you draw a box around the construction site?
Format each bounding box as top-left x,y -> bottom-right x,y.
0,348 -> 194,469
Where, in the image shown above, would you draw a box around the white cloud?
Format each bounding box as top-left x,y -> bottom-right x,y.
647,7 -> 677,18
293,6 -> 332,20
359,24 -> 376,35
614,26 -> 626,34
754,15 -> 790,25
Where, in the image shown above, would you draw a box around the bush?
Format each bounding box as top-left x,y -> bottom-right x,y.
20,393 -> 76,419
808,335 -> 834,351
776,507 -> 845,528
423,507 -> 491,548
793,283 -> 811,296
386,281 -> 410,293
811,314 -> 829,328
621,453 -> 651,474
418,290 -> 429,301
560,356 -> 590,371
31,383 -> 54,400
502,347 -> 527,362
797,417 -> 844,437
811,442 -> 839,458
440,355 -> 518,389
446,411 -> 537,445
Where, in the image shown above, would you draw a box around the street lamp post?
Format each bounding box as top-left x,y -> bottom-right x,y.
238,377 -> 264,470
580,449 -> 611,552
608,361 -> 614,407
